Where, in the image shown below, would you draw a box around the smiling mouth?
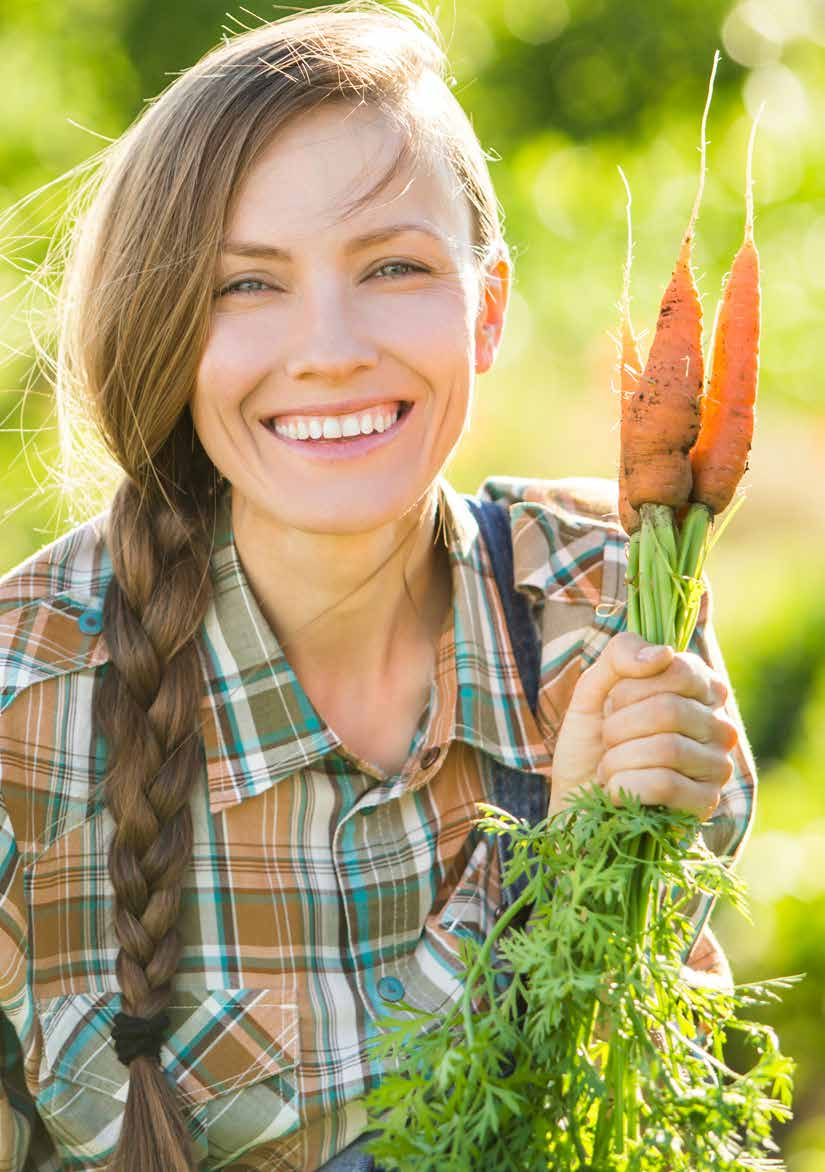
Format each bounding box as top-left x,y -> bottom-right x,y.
263,400 -> 413,441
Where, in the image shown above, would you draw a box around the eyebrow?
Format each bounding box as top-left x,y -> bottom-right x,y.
221,221 -> 450,259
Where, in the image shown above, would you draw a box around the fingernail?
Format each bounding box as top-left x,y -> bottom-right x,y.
637,644 -> 667,661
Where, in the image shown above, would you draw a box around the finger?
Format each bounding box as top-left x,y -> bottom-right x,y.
569,632 -> 674,719
597,732 -> 735,788
602,694 -> 739,752
605,768 -> 724,820
603,652 -> 728,718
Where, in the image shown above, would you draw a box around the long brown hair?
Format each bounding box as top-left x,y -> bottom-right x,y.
49,2 -> 508,1168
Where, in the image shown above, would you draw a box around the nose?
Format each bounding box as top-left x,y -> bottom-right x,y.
284,285 -> 380,381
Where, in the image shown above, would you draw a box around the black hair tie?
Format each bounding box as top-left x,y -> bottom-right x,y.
111,1010 -> 170,1066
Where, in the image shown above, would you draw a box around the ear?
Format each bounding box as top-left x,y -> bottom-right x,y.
474,253 -> 511,374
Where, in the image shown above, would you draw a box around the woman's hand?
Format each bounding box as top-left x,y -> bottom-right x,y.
549,632 -> 739,821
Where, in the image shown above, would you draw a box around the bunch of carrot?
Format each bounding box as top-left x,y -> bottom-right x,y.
616,50 -> 761,655
596,51 -> 763,1151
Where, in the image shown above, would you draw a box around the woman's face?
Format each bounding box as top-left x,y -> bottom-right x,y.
191,101 -> 508,538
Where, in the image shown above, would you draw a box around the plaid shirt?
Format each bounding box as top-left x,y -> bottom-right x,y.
0,473 -> 756,1171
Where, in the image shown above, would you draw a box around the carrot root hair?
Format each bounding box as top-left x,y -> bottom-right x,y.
615,164 -> 643,537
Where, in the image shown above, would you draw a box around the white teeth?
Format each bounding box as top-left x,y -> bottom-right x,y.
274,405 -> 402,441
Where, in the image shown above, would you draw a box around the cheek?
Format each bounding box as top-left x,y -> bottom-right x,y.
193,316 -> 270,417
369,270 -> 475,339
387,288 -> 475,373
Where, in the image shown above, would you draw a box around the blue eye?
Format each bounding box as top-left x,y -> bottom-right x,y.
214,262 -> 428,299
371,261 -> 429,279
215,278 -> 271,298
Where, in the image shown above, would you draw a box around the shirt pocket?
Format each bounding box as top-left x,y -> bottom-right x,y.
385,831 -> 500,1021
36,986 -> 302,1169
433,831 -> 499,949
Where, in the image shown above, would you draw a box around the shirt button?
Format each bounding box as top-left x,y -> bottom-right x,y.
376,975 -> 405,1003
78,608 -> 104,635
420,746 -> 441,769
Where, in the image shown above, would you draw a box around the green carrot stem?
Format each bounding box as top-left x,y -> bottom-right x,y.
626,505 -> 678,1091
597,827 -> 660,1158
641,504 -> 678,646
614,1035 -> 625,1152
563,492 -> 727,1166
627,530 -> 641,634
626,1052 -> 639,1146
592,1058 -> 614,1161
452,882 -> 536,1043
677,502 -> 712,581
638,512 -> 661,643
658,517 -> 680,646
675,503 -> 713,649
604,508 -> 675,1157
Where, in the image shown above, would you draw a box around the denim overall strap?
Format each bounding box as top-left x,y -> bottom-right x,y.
319,1132 -> 380,1171
464,497 -> 549,913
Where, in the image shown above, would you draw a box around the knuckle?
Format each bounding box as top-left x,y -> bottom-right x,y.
601,718 -> 621,749
713,714 -> 739,750
647,772 -> 674,806
608,772 -> 638,805
657,692 -> 683,727
668,654 -> 697,693
672,650 -> 698,676
608,680 -> 633,711
708,753 -> 733,786
703,666 -> 728,705
605,632 -> 635,669
660,731 -> 684,765
676,653 -> 727,708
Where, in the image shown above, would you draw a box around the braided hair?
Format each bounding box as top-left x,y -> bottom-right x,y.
49,2 -> 509,1167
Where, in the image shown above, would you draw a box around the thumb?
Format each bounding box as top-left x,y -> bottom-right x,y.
569,633 -> 674,717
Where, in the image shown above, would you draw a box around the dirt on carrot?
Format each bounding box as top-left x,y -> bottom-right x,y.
620,52 -> 720,513
689,106 -> 762,516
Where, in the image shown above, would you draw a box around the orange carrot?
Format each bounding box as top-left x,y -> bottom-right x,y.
615,166 -> 645,537
621,53 -> 719,513
689,106 -> 762,515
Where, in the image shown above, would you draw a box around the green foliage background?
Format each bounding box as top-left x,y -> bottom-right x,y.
1,0 -> 824,1165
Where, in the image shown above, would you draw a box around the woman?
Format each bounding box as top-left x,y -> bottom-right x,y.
0,2 -> 753,1169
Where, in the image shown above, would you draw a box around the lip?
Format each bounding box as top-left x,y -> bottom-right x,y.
268,398 -> 410,420
262,400 -> 415,461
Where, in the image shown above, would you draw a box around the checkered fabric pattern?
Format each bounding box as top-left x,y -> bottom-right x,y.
0,474 -> 756,1170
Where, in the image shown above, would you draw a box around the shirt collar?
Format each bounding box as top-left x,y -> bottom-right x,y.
199,476 -> 553,813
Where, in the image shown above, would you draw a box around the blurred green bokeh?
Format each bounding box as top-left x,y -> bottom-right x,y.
1,1 -> 824,1165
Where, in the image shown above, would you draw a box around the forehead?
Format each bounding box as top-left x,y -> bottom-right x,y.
224,101 -> 473,254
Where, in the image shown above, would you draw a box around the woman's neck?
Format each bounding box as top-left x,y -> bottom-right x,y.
230,487 -> 453,690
